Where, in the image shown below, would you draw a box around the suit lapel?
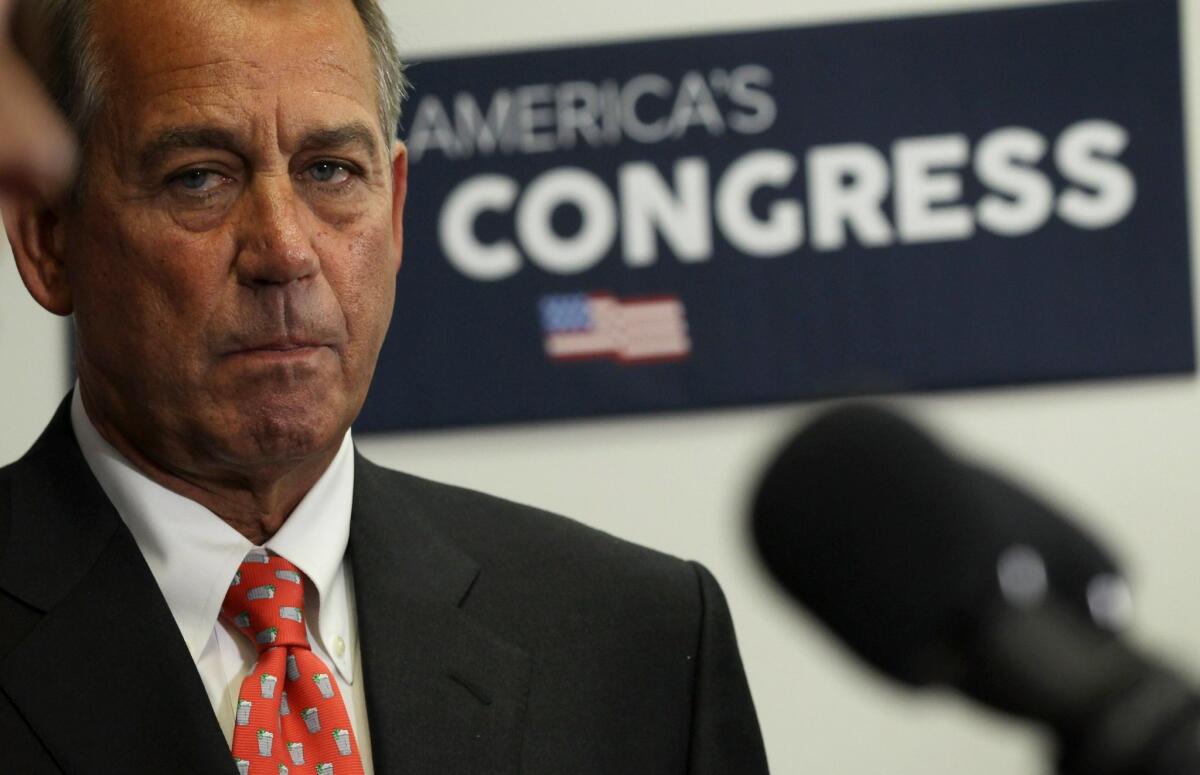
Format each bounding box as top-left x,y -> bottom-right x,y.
350,456 -> 530,775
0,399 -> 234,775
0,400 -> 531,774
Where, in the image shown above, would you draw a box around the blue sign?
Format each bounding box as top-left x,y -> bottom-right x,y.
357,0 -> 1193,431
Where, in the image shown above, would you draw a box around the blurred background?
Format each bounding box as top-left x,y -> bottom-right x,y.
3,0 -> 1198,772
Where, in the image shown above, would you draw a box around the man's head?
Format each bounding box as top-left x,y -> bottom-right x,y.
37,0 -> 406,177
5,0 -> 410,499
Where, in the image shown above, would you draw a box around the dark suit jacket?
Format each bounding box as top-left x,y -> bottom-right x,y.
0,399 -> 769,774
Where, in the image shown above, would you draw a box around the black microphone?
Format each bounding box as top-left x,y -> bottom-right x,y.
751,404 -> 1200,775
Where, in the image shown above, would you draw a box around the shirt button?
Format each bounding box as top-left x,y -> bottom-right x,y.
334,636 -> 346,658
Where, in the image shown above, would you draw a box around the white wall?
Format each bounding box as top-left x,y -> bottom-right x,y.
3,0 -> 1197,772
0,242 -> 69,463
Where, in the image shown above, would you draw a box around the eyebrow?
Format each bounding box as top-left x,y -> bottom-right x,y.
297,122 -> 382,160
138,127 -> 244,172
137,122 -> 383,172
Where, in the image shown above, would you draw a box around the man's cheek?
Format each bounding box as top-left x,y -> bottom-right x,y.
341,228 -> 396,300
148,240 -> 234,308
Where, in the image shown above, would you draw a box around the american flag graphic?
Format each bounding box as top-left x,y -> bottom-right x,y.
539,293 -> 691,364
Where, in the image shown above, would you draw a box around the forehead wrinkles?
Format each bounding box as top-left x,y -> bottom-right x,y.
83,0 -> 388,183
92,0 -> 377,100
108,58 -> 376,152
119,48 -> 368,96
122,58 -> 356,112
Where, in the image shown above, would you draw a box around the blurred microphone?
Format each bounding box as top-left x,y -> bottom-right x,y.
751,404 -> 1200,775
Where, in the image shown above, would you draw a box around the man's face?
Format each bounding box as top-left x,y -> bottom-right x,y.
66,0 -> 405,477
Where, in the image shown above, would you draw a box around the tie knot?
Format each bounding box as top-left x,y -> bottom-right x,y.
221,549 -> 310,653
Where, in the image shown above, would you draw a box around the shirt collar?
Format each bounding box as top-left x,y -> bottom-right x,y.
70,386 -> 357,681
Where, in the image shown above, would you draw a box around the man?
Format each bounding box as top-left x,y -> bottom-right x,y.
0,1 -> 769,773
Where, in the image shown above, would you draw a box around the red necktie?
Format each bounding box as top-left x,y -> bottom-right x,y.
222,549 -> 365,775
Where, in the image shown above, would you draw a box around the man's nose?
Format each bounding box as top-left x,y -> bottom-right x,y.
235,175 -> 320,287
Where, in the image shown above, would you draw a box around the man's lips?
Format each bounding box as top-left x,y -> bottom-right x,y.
222,340 -> 335,357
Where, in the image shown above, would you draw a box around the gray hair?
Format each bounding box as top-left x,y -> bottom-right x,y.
353,0 -> 408,141
37,0 -> 408,152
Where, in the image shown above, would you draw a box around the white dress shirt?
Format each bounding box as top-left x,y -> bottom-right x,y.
70,388 -> 374,773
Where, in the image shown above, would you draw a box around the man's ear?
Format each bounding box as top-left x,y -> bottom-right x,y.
3,197 -> 73,316
390,140 -> 408,273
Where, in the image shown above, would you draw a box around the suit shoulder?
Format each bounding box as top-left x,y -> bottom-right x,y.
0,440 -> 39,483
0,464 -> 11,561
357,458 -> 702,600
0,444 -> 37,564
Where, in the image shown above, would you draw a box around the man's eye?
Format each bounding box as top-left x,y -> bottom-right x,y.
307,161 -> 352,185
171,169 -> 226,193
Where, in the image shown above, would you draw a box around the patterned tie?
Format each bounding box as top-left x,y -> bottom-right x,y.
222,548 -> 364,775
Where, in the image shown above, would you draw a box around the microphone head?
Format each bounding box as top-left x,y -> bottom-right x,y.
751,404 -> 1122,686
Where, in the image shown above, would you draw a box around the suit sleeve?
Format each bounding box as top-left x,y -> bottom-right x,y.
686,561 -> 771,774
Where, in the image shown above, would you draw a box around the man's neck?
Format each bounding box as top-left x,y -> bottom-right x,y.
77,386 -> 340,545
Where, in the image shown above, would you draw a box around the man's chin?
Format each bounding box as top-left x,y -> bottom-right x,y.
213,347 -> 343,409
210,383 -> 352,469
210,412 -> 346,473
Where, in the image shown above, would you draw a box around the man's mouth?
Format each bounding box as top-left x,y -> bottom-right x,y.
223,338 -> 335,360
241,341 -> 325,352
